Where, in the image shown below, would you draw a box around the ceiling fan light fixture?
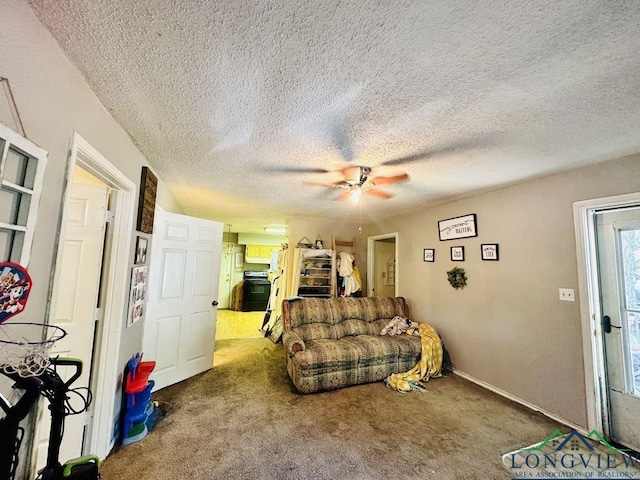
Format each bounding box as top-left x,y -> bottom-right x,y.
350,188 -> 362,203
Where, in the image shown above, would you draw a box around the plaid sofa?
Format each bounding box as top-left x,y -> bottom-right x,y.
282,297 -> 422,393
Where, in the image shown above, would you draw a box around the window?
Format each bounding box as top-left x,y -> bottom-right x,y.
0,123 -> 47,265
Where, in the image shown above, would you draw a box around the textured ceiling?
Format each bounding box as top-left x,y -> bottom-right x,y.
28,0 -> 640,233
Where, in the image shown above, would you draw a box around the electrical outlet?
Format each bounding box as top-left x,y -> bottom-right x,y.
559,288 -> 575,302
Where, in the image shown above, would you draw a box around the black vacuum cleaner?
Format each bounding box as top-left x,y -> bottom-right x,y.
1,356 -> 100,480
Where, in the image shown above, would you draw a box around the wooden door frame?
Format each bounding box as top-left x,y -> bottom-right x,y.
574,191 -> 640,437
366,232 -> 399,297
42,132 -> 135,463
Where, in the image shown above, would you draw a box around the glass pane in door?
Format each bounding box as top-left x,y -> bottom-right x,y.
619,229 -> 640,395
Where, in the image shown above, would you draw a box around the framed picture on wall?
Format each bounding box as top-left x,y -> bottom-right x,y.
451,246 -> 465,261
135,236 -> 148,265
136,166 -> 157,234
481,243 -> 499,261
423,249 -> 435,262
234,252 -> 244,268
127,266 -> 148,327
438,214 -> 478,241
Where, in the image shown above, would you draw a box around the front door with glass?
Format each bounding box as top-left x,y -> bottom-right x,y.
596,209 -> 640,451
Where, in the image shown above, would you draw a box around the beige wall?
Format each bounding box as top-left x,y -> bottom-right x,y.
366,154 -> 640,427
0,1 -> 182,470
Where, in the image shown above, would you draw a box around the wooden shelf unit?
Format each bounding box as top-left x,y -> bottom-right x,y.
294,248 -> 336,298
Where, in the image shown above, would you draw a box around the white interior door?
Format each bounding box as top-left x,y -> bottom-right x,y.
38,183 -> 108,468
144,211 -> 223,390
596,208 -> 640,451
217,245 -> 233,309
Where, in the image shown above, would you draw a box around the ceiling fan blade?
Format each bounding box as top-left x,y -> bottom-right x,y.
370,173 -> 409,186
303,181 -> 340,188
380,138 -> 495,166
266,167 -> 331,174
335,190 -> 352,201
340,166 -> 363,183
367,188 -> 394,199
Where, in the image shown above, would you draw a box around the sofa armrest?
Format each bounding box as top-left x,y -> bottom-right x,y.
283,331 -> 306,355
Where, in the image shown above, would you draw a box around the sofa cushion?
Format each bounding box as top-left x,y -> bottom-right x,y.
333,318 -> 373,338
340,335 -> 403,384
287,298 -> 336,340
369,318 -> 391,334
369,297 -> 408,320
328,297 -> 368,323
293,339 -> 358,373
287,297 -> 335,327
339,335 -> 398,365
294,323 -> 336,342
384,334 -> 422,369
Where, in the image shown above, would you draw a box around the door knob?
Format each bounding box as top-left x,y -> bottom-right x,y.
212,300 -> 219,307
602,315 -> 621,334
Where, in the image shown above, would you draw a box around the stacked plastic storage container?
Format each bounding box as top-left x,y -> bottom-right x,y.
122,354 -> 157,446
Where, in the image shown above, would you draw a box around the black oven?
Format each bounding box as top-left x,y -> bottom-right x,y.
242,271 -> 271,312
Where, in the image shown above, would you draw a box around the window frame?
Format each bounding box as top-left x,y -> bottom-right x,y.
0,121 -> 47,266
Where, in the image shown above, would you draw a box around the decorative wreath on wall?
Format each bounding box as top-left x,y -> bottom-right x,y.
447,267 -> 467,290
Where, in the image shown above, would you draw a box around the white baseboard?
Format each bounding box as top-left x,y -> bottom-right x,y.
453,369 -> 587,435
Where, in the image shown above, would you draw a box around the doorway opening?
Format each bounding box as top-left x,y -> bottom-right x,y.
367,233 -> 399,297
575,192 -> 640,451
40,133 -> 135,466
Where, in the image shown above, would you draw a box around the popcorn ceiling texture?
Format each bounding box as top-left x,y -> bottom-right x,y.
27,0 -> 640,231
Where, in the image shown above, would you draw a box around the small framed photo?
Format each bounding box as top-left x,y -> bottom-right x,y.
423,249 -> 435,262
481,243 -> 499,261
451,246 -> 465,261
135,236 -> 148,265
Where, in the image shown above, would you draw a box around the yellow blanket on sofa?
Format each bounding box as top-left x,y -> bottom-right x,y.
385,323 -> 443,392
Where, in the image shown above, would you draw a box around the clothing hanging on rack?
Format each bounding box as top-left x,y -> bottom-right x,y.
337,251 -> 361,297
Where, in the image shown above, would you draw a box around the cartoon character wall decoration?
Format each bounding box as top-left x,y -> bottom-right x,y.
0,262 -> 32,324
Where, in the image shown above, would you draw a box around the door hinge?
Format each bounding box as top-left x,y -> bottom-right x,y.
105,209 -> 114,223
94,307 -> 102,322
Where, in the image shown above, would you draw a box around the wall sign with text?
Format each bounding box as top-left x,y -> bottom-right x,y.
438,214 -> 478,241
423,249 -> 435,262
481,244 -> 499,261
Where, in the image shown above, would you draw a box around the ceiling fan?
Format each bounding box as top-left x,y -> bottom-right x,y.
265,128 -> 496,202
307,166 -> 409,202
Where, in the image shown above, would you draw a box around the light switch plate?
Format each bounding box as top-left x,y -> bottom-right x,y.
559,288 -> 575,302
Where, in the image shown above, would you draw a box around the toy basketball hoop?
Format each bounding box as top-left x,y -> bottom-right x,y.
0,262 -> 32,325
0,322 -> 66,377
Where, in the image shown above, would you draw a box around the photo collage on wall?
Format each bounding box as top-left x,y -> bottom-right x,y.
127,265 -> 148,327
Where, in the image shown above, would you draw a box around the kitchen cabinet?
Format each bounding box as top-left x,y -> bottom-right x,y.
245,245 -> 280,264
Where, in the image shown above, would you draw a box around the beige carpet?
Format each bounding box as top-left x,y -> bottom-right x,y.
101,338 -> 569,479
